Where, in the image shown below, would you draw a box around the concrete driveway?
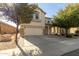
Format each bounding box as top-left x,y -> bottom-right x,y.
24,35 -> 79,56
0,35 -> 79,56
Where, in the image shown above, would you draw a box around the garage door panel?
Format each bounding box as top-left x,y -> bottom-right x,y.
24,28 -> 43,35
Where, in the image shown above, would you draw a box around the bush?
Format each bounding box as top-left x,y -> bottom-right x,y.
66,34 -> 73,38
75,30 -> 79,36
61,34 -> 65,36
76,30 -> 79,33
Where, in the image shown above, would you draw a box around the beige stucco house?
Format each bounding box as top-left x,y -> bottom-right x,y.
20,6 -> 46,36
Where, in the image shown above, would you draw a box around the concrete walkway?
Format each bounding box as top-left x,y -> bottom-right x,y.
0,35 -> 79,56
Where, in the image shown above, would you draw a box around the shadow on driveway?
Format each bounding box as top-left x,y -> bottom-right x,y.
62,48 -> 79,56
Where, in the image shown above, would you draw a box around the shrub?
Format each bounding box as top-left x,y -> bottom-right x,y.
75,30 -> 79,36
66,34 -> 73,38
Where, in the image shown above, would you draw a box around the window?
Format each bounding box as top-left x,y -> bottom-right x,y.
47,21 -> 50,24
33,11 -> 39,20
35,12 -> 39,19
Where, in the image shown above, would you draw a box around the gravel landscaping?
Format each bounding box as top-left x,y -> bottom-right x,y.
0,34 -> 16,50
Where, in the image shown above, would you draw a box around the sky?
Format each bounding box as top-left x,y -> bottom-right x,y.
38,3 -> 68,18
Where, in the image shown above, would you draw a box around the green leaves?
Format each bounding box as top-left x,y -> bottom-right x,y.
53,4 -> 79,29
14,3 -> 37,24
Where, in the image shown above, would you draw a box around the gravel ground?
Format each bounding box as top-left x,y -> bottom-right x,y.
0,34 -> 16,50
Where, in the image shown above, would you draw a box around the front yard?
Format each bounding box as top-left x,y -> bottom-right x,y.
0,34 -> 16,50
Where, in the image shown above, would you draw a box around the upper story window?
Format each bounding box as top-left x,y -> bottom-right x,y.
47,21 -> 50,24
33,11 -> 39,20
45,17 -> 52,24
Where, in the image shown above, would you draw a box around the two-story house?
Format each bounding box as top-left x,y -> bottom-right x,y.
20,6 -> 46,36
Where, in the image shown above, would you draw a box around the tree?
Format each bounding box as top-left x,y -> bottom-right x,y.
13,3 -> 37,24
0,3 -> 37,43
53,4 -> 79,37
12,3 -> 37,44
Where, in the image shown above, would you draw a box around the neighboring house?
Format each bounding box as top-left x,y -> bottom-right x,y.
45,17 -> 52,24
44,17 -> 52,35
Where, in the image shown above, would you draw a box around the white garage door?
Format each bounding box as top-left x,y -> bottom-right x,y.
24,27 -> 43,35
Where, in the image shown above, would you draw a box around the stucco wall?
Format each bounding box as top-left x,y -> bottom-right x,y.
0,22 -> 16,34
51,27 -> 78,35
69,28 -> 78,34
32,8 -> 45,27
24,27 -> 43,35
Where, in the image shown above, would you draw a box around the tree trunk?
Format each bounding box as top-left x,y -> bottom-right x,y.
15,17 -> 19,45
48,25 -> 49,35
65,28 -> 69,37
54,26 -> 55,35
57,27 -> 59,35
60,27 -> 61,35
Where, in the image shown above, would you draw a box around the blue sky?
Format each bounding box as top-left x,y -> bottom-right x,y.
38,3 -> 68,17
